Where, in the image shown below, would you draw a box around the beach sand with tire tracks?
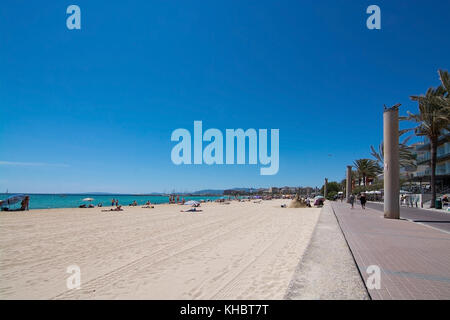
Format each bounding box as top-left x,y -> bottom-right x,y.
0,199 -> 320,299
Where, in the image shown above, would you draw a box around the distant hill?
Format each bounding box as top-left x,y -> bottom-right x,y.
83,192 -> 115,195
229,188 -> 255,192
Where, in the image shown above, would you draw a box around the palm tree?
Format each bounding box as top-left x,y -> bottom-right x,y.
370,133 -> 417,169
351,169 -> 359,188
353,159 -> 382,186
401,69 -> 450,207
437,69 -> 450,109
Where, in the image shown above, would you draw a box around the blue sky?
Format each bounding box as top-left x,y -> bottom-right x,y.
1,0 -> 449,193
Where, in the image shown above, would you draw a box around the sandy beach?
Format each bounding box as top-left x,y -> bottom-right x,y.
0,199 -> 320,299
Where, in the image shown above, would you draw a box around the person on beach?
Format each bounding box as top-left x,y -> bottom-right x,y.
115,199 -> 119,207
20,196 -> 30,211
111,198 -> 115,206
349,194 -> 355,209
142,202 -> 154,208
181,207 -> 202,213
360,193 -> 366,210
102,205 -> 123,212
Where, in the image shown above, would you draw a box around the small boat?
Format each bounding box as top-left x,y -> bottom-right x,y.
0,194 -> 27,209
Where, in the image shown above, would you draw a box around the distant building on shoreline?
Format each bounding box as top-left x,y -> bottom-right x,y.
223,186 -> 319,196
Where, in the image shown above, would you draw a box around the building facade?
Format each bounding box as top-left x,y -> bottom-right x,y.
411,130 -> 450,192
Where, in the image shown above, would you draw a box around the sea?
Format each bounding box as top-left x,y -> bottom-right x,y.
0,194 -> 225,210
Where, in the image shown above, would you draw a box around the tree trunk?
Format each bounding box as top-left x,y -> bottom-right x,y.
363,174 -> 367,186
430,137 -> 438,208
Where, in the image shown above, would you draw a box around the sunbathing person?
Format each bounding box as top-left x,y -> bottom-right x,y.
102,205 -> 123,212
180,207 -> 202,212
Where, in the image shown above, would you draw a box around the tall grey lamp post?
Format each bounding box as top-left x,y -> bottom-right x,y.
383,104 -> 401,219
346,166 -> 352,203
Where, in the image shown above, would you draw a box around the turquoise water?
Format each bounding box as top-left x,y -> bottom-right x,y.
0,194 -> 224,210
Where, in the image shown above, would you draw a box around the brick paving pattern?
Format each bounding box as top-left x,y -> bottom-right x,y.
331,201 -> 450,300
365,201 -> 450,233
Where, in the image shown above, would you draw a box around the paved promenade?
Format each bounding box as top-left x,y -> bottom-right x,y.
331,201 -> 450,300
365,201 -> 450,233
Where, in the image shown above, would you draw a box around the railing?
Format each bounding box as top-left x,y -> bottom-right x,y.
414,166 -> 450,177
402,185 -> 450,195
416,153 -> 430,163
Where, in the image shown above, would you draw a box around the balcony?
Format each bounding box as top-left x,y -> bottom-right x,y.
415,165 -> 450,177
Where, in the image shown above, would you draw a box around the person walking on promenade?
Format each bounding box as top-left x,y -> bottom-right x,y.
349,194 -> 355,209
360,193 -> 367,210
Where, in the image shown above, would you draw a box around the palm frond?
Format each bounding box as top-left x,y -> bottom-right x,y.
438,69 -> 450,93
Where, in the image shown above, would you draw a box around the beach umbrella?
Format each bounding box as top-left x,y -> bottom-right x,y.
0,194 -> 26,207
184,200 -> 200,206
82,197 -> 94,202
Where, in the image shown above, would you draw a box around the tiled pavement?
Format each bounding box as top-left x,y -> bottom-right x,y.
330,201 -> 450,300
365,201 -> 450,233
